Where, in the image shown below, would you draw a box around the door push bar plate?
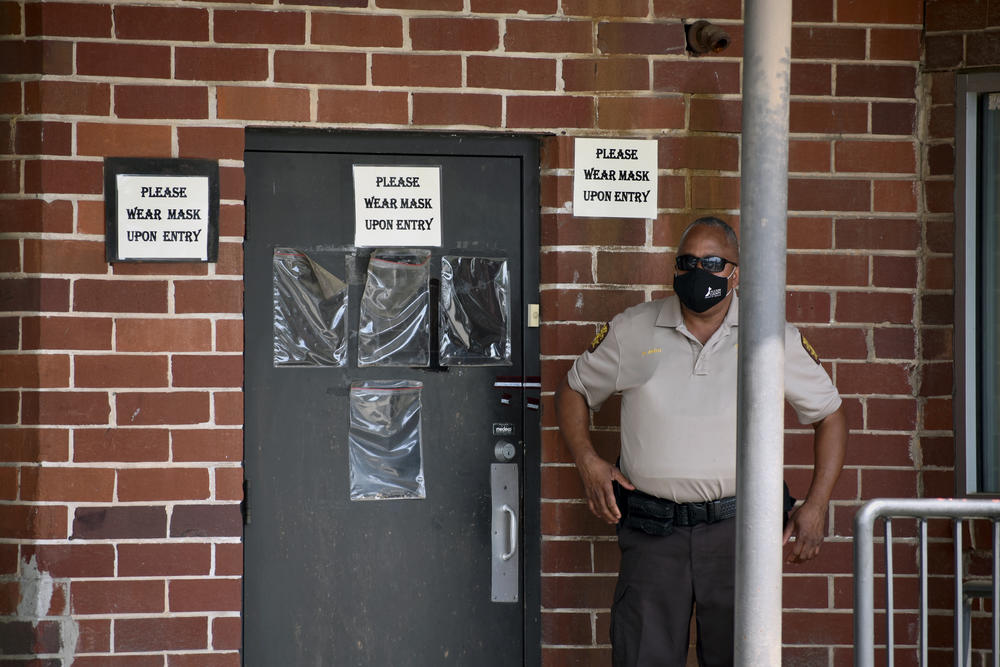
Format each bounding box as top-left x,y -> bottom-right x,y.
491,463 -> 519,603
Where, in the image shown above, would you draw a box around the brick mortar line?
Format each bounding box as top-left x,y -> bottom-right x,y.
0,195 -> 246,202
19,5 -> 914,27
541,247 -> 925,256
0,655 -> 234,662
0,313 -> 242,319
2,463 -> 242,468
0,313 -> 243,321
541,535 -> 863,543
537,282 -> 926,292
19,654 -> 242,660
9,75 -> 639,93
0,272 -> 243,279
925,27 -> 1000,36
786,171 -> 922,178
0,350 -> 243,355
0,158 -> 250,172
5,386 -> 243,390
25,611 -> 240,619
23,576 -> 244,582
911,65 -> 933,483
2,48 -> 930,62
534,209 -> 933,217
536,323 -> 930,329
0,270 -> 244,278
0,536 -> 241,542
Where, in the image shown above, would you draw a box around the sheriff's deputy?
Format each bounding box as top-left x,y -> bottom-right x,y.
555,216 -> 847,666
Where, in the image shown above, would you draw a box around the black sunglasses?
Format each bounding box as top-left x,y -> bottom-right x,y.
675,254 -> 737,273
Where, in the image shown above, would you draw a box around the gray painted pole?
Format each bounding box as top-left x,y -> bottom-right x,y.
734,0 -> 792,665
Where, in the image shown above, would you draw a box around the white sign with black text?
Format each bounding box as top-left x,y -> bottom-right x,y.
116,174 -> 210,260
573,138 -> 658,219
353,165 -> 442,247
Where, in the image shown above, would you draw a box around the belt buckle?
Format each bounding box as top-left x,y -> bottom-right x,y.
688,501 -> 709,525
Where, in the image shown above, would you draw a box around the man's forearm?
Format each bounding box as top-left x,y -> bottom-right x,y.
783,406 -> 848,562
556,375 -> 632,522
555,375 -> 599,464
804,406 -> 848,508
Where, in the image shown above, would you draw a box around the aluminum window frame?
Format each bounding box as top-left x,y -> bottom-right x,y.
956,69 -> 1000,497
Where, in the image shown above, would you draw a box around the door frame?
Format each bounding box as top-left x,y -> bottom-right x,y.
242,128 -> 542,666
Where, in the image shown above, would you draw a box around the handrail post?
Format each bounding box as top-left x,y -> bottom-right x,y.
853,498 -> 1000,665
854,500 -> 880,667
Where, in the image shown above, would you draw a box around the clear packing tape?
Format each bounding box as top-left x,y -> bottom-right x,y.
348,380 -> 425,501
272,248 -> 348,367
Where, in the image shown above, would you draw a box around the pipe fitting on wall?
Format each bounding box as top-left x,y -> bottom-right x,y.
686,20 -> 731,55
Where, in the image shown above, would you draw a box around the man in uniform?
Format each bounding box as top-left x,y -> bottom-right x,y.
555,217 -> 847,666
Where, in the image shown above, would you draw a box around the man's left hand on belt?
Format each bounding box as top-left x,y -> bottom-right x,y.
782,500 -> 827,563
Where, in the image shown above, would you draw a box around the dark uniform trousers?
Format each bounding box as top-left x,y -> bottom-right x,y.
611,518 -> 736,667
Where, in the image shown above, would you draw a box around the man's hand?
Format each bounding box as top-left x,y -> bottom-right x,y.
576,452 -> 634,524
782,501 -> 826,563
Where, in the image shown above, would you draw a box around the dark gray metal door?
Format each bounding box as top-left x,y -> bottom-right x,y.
243,131 -> 540,667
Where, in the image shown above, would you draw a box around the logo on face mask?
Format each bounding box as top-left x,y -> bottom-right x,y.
705,286 -> 722,298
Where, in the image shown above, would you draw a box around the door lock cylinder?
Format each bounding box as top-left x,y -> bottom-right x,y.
494,440 -> 517,462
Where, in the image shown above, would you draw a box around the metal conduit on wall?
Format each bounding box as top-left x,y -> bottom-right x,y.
734,0 -> 793,664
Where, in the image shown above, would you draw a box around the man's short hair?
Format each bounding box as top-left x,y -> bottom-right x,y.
678,216 -> 739,256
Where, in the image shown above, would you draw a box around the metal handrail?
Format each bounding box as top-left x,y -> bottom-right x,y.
854,498 -> 1000,667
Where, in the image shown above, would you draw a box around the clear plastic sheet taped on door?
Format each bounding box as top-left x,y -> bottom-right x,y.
358,248 -> 431,367
440,255 -> 511,366
272,248 -> 348,367
348,380 -> 425,501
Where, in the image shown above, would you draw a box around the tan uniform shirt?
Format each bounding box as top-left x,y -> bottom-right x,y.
567,293 -> 842,503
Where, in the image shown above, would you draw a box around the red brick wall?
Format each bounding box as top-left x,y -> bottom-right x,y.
0,0 -> 974,664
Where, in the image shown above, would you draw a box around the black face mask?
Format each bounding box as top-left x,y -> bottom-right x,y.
673,267 -> 732,313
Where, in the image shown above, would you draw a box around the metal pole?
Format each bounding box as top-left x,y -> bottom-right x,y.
885,518 -> 895,667
920,519 -> 928,666
993,520 -> 999,667
734,0 -> 792,665
854,500 -> 881,667
955,519 -> 963,667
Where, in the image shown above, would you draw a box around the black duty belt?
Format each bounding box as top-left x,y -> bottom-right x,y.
675,496 -> 737,525
614,482 -> 736,537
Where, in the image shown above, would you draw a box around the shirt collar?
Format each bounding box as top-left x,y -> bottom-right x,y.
656,291 -> 740,329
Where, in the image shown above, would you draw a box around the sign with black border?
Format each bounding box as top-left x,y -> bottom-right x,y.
104,157 -> 219,263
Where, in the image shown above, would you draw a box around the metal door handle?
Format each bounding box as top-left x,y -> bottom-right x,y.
500,504 -> 517,561
491,463 -> 518,602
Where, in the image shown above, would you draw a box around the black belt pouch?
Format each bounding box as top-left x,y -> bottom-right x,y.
783,481 -> 796,527
614,482 -> 674,536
